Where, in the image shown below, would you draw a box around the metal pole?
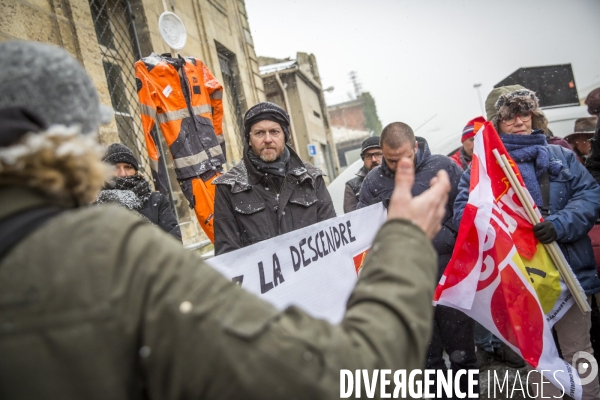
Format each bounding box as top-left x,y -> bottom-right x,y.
474,83 -> 485,117
493,149 -> 591,313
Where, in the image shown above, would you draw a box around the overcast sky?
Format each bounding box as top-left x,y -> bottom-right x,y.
245,0 -> 600,148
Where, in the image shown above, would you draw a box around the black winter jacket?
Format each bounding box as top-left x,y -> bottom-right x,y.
213,146 -> 336,255
357,137 -> 464,275
343,166 -> 368,213
96,188 -> 181,241
139,192 -> 182,241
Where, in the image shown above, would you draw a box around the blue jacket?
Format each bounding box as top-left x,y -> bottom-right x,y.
453,144 -> 600,295
358,137 -> 464,275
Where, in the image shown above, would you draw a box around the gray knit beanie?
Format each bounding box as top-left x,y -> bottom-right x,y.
0,41 -> 111,133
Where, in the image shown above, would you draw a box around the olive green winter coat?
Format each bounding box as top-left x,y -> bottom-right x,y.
0,186 -> 437,400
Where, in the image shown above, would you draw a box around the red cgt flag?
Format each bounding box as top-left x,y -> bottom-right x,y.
434,122 -> 581,399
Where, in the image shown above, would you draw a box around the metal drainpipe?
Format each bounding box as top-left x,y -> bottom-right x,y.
316,89 -> 340,178
274,72 -> 299,151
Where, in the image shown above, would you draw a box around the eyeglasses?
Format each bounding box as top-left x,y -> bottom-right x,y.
501,112 -> 532,126
251,130 -> 282,139
363,151 -> 383,160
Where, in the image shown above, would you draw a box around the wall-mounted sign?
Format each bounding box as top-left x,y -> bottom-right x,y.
158,12 -> 187,50
307,143 -> 317,157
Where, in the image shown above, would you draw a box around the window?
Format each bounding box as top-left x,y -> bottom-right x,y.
216,42 -> 246,147
89,0 -> 115,49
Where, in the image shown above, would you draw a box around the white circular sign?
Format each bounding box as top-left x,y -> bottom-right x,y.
158,12 -> 187,50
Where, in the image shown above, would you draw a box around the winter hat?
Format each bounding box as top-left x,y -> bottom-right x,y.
564,116 -> 598,143
243,102 -> 291,143
360,136 -> 381,158
461,116 -> 486,142
585,87 -> 600,116
494,88 -> 540,121
0,41 -> 113,134
0,107 -> 47,147
102,143 -> 139,171
485,85 -> 525,121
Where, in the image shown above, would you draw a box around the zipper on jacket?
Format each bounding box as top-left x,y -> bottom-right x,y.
175,56 -> 200,131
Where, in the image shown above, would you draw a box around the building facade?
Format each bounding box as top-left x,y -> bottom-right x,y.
328,99 -> 366,132
259,53 -> 339,183
0,0 -> 265,245
328,93 -> 382,169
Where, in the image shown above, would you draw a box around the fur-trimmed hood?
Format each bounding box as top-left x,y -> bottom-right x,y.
0,125 -> 107,207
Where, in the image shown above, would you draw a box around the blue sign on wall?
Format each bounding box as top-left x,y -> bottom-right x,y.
307,144 -> 317,157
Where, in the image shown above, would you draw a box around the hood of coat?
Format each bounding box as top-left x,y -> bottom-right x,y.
0,124 -> 107,207
214,145 -> 324,193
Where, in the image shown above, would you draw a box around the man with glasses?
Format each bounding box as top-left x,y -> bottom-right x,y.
343,136 -> 382,213
213,102 -> 336,255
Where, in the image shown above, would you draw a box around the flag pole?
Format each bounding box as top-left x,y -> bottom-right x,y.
492,149 -> 591,313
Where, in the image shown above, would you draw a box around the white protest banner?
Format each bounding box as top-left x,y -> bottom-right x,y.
207,203 -> 387,323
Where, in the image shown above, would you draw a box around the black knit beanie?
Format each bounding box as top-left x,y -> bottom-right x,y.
102,143 -> 139,171
243,102 -> 291,143
360,136 -> 381,158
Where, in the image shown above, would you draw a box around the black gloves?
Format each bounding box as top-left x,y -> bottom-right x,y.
533,221 -> 557,244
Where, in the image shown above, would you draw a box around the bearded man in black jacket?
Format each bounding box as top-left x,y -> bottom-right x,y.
213,102 -> 335,255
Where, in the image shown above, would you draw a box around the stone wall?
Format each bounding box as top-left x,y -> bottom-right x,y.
0,0 -> 121,143
0,0 -> 265,245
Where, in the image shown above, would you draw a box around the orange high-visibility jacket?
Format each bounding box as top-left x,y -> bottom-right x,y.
135,53 -> 225,181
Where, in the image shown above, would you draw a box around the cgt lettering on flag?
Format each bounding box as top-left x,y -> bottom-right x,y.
434,121 -> 581,400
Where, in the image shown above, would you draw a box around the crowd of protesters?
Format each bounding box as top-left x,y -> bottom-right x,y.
343,85 -> 600,399
0,39 -> 454,400
1,38 -> 600,399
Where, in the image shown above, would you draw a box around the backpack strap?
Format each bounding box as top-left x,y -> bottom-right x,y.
539,169 -> 551,218
0,206 -> 64,262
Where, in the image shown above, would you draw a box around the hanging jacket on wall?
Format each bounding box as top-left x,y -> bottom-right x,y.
135,53 -> 225,183
135,53 -> 225,242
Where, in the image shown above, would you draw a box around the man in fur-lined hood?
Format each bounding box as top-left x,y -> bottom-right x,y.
0,40 -> 456,400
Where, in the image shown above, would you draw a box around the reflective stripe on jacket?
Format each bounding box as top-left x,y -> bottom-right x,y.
135,53 -> 225,181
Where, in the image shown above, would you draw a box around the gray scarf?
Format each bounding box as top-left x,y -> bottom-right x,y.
247,146 -> 290,177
